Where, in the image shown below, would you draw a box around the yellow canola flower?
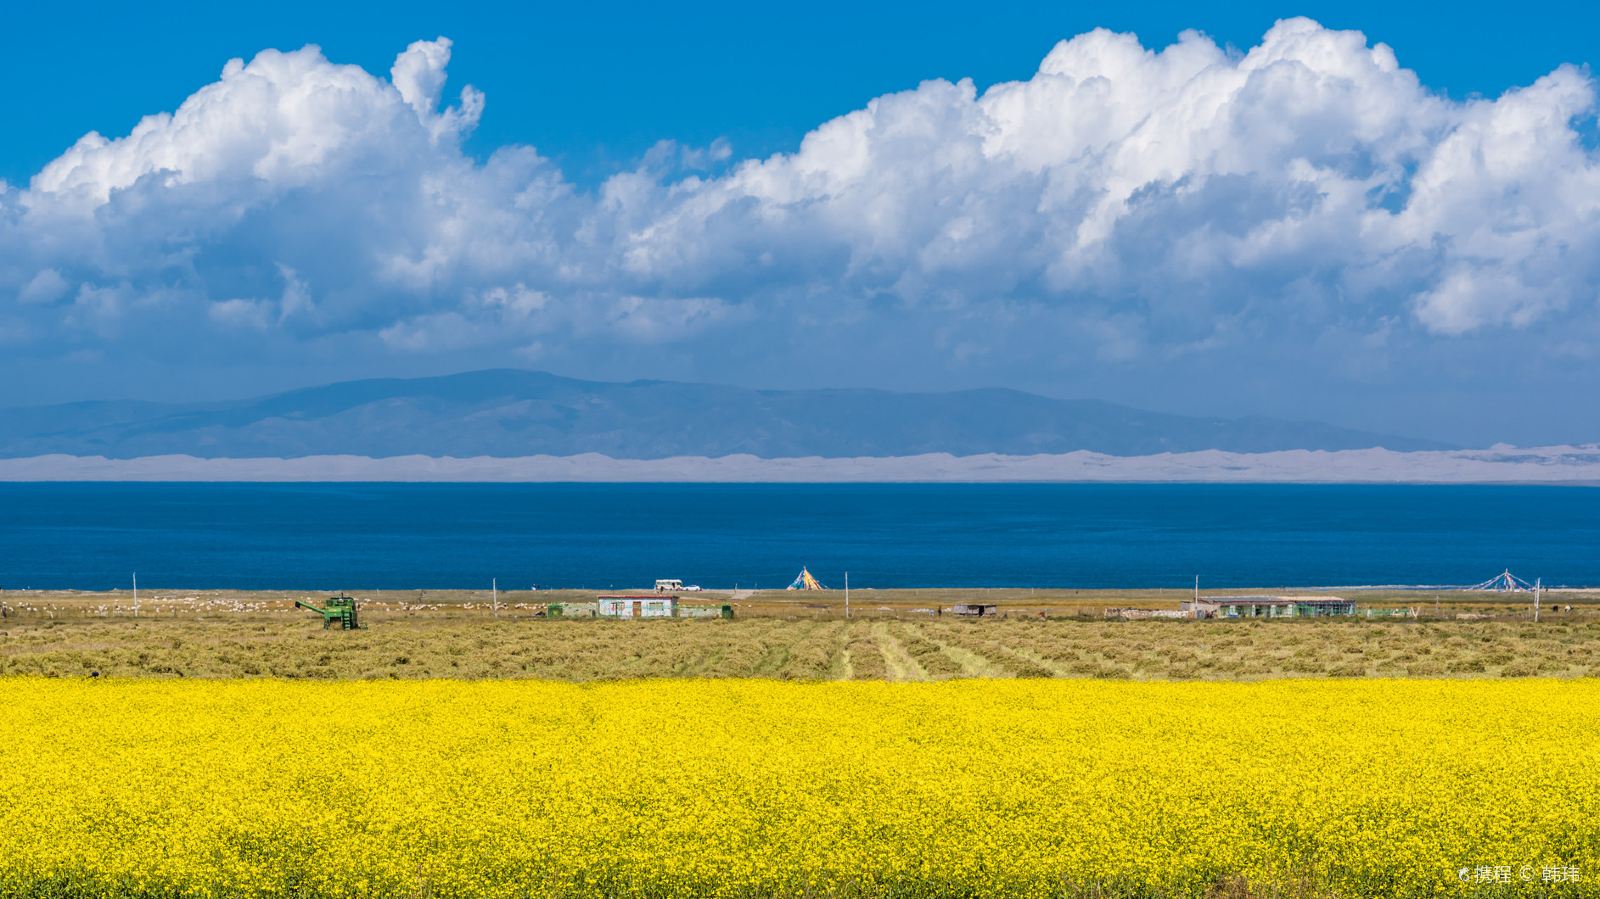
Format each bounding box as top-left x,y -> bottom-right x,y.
0,678 -> 1595,897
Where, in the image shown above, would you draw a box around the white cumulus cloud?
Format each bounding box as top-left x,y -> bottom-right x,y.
4,19 -> 1600,404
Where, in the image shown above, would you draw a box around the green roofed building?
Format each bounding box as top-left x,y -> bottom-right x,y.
1184,596 -> 1356,620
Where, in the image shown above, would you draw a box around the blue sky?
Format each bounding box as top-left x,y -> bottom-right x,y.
5,0 -> 1593,187
3,1 -> 1600,445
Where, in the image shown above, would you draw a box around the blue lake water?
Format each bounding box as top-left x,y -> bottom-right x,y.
0,482 -> 1597,590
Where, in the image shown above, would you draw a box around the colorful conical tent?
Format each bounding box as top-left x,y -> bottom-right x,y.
786,567 -> 826,591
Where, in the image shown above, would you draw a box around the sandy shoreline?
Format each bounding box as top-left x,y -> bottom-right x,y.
3,445 -> 1600,482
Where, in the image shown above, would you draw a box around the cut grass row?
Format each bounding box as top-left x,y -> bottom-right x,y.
5,615 -> 1600,681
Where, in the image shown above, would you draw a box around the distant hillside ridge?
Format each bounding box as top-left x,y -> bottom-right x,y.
0,369 -> 1448,459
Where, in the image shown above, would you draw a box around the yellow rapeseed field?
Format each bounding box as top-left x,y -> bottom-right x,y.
0,678 -> 1596,898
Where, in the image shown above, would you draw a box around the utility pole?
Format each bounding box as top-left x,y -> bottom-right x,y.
844,572 -> 850,620
132,572 -> 139,618
1534,577 -> 1542,623
492,578 -> 499,619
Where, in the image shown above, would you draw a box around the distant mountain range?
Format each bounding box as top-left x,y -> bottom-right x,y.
0,369 -> 1448,459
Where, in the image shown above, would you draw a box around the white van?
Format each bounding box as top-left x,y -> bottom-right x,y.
654,579 -> 683,593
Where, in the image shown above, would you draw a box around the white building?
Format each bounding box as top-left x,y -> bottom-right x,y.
598,595 -> 676,619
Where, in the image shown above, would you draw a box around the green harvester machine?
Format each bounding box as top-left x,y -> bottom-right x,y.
295,594 -> 362,630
